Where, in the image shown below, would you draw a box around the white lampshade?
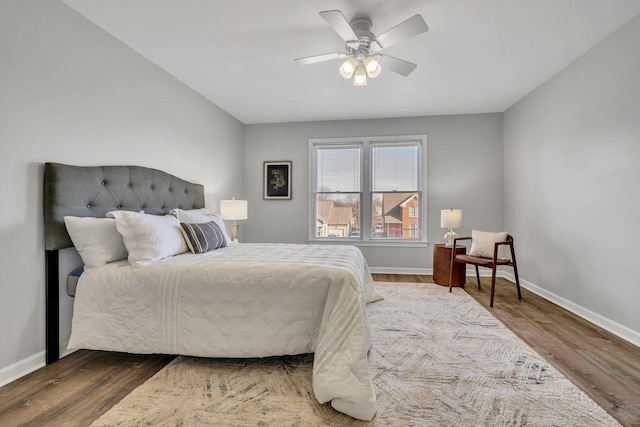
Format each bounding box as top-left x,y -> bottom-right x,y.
339,57 -> 358,79
441,209 -> 462,247
441,209 -> 462,229
353,64 -> 367,86
364,56 -> 381,78
220,199 -> 248,221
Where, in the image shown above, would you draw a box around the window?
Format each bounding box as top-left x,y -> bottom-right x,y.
313,144 -> 361,239
310,135 -> 425,243
410,223 -> 418,238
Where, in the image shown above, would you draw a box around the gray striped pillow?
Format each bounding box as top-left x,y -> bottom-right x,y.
180,221 -> 227,254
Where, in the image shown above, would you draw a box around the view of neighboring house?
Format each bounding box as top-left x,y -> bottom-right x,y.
377,193 -> 420,238
317,193 -> 420,239
316,199 -> 355,237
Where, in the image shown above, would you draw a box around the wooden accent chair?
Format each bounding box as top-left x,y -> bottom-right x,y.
448,234 -> 522,307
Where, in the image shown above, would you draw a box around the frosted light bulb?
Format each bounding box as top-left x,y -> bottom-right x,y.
364,56 -> 381,78
339,57 -> 358,79
353,65 -> 367,86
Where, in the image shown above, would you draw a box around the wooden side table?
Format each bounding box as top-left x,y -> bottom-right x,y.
433,244 -> 466,287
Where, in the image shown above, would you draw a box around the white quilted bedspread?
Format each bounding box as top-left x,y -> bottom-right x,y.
68,243 -> 382,420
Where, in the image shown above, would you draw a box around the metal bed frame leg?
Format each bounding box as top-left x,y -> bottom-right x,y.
45,250 -> 59,365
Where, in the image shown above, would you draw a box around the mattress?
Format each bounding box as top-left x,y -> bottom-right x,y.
68,243 -> 382,420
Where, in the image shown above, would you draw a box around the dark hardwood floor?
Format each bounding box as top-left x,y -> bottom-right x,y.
0,351 -> 174,426
1,275 -> 639,426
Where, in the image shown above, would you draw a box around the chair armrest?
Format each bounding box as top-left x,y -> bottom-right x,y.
492,238 -> 513,260
452,236 -> 471,247
450,237 -> 471,266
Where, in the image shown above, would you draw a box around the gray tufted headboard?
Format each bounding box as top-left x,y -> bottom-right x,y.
43,162 -> 205,364
44,162 -> 205,250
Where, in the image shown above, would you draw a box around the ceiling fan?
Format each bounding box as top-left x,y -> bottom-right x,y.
295,10 -> 429,86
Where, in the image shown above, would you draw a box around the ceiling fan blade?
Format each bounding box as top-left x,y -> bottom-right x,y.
378,55 -> 417,76
373,14 -> 428,50
294,52 -> 346,65
319,10 -> 358,42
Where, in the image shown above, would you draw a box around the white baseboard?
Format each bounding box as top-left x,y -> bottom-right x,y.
60,346 -> 76,359
369,267 -> 502,276
369,267 -> 432,275
501,272 -> 640,348
0,342 -> 76,388
0,351 -> 45,388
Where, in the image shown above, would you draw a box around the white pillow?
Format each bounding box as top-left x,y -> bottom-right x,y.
170,208 -> 209,222
171,208 -> 232,246
107,211 -> 188,267
468,230 -> 509,259
63,216 -> 128,271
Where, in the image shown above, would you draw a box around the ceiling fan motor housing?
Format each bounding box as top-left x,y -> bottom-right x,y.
350,17 -> 375,39
345,17 -> 377,54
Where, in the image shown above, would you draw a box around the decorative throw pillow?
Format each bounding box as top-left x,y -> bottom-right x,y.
63,216 -> 128,271
180,221 -> 227,254
170,208 -> 209,222
468,230 -> 509,259
107,211 -> 188,267
171,208 -> 232,246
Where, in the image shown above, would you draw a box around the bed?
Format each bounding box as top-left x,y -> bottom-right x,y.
43,162 -> 381,421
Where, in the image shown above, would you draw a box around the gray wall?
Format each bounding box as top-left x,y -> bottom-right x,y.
243,114 -> 504,271
0,0 -> 244,382
503,14 -> 640,343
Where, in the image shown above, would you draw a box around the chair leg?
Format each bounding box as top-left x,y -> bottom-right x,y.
514,268 -> 522,299
489,264 -> 497,307
475,265 -> 481,289
509,243 -> 522,300
448,248 -> 455,293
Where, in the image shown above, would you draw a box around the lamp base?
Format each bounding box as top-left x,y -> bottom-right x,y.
231,223 -> 239,242
443,229 -> 458,247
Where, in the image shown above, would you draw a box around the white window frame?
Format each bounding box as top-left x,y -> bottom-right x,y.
309,135 -> 427,247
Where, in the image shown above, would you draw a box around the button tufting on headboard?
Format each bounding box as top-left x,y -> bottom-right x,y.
43,163 -> 205,250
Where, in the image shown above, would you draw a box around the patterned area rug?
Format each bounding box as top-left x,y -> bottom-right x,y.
91,282 -> 620,426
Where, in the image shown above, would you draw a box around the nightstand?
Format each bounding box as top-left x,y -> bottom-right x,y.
433,244 -> 466,287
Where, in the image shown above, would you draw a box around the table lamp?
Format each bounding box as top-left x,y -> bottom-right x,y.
220,198 -> 248,242
441,209 -> 462,247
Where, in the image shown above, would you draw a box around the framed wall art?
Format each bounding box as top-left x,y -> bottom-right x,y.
264,161 -> 291,200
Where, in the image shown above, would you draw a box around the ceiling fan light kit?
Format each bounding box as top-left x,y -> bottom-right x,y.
353,64 -> 367,86
295,10 -> 428,87
339,57 -> 359,79
364,56 -> 381,78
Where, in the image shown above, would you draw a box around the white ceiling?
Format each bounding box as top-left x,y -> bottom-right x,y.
62,0 -> 640,124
